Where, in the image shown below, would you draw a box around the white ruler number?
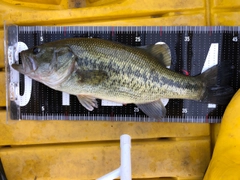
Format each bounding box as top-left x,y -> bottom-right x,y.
184,36 -> 190,42
201,43 -> 219,109
232,36 -> 238,42
201,43 -> 219,73
9,42 -> 32,106
134,107 -> 139,113
62,92 -> 70,106
182,108 -> 188,114
101,100 -> 122,106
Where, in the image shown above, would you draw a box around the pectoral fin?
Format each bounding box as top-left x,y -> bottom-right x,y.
136,100 -> 166,119
77,95 -> 98,111
138,43 -> 171,67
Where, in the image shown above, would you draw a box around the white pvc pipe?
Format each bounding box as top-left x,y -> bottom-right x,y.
120,134 -> 131,180
96,134 -> 132,180
97,168 -> 120,180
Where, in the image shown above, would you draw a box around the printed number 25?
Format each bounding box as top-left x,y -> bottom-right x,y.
185,36 -> 190,42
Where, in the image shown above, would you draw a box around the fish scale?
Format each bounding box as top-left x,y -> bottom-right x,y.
5,25 -> 240,123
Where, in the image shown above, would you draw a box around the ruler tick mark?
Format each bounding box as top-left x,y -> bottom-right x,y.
64,27 -> 67,36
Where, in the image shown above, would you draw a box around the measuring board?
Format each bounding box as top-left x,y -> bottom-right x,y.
5,26 -> 240,123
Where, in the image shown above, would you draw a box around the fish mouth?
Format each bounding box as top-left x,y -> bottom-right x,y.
12,52 -> 37,74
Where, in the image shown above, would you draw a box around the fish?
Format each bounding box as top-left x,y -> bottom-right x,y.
12,38 -> 234,119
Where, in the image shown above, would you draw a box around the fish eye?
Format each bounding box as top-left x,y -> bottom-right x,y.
33,47 -> 40,54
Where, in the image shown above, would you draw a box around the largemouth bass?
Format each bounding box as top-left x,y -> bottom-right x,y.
12,38 -> 234,119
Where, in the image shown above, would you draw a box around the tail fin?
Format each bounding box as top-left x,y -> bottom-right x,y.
199,63 -> 235,105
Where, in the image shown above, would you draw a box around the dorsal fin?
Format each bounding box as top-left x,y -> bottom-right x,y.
138,42 -> 171,67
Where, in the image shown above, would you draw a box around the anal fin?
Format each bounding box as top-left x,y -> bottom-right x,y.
136,100 -> 166,119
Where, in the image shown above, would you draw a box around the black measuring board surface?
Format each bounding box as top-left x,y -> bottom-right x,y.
6,26 -> 240,123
